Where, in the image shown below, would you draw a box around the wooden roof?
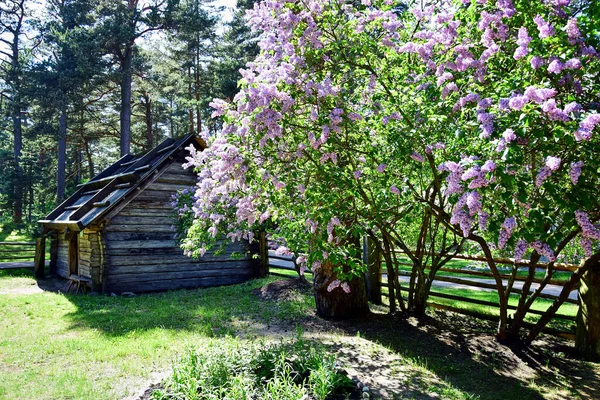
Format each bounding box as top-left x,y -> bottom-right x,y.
39,134 -> 204,231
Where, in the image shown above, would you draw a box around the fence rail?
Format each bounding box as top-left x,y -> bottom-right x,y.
0,241 -> 46,270
265,247 -> 578,340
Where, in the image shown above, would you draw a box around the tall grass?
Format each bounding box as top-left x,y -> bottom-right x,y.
153,328 -> 354,400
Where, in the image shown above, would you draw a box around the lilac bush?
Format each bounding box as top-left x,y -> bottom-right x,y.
181,0 -> 600,337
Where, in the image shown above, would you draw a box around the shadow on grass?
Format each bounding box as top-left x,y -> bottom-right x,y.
331,310 -> 599,400
60,278 -> 314,338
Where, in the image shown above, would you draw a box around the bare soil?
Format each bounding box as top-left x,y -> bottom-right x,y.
250,279 -> 600,400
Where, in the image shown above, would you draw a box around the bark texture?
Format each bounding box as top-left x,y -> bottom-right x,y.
313,261 -> 369,319
576,260 -> 600,361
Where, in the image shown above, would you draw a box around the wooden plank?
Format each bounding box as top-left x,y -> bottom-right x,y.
109,262 -> 255,277
398,272 -> 579,305
105,239 -> 179,249
425,290 -> 576,321
109,251 -> 254,267
435,267 -> 568,287
107,248 -> 188,256
106,244 -> 252,257
104,231 -> 178,241
105,224 -> 175,233
117,209 -> 174,217
155,174 -> 197,186
123,200 -> 173,209
394,249 -> 578,272
105,275 -> 251,293
109,216 -> 175,225
0,241 -> 36,245
34,237 -> 46,278
110,268 -> 256,284
146,182 -> 195,192
133,190 -> 175,200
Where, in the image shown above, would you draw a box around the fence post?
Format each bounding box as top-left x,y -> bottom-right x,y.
363,236 -> 382,305
258,231 -> 269,277
576,261 -> 600,361
34,236 -> 46,279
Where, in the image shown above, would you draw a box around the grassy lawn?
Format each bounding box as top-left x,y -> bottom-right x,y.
0,271 -> 314,400
1,267 -> 595,400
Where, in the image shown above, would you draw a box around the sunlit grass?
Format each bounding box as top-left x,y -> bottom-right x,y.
0,276 -> 314,400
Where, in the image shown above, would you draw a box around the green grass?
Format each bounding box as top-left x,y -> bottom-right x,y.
153,330 -> 355,400
0,276 -> 314,400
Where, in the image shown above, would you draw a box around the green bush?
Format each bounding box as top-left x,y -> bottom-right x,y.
153,330 -> 354,400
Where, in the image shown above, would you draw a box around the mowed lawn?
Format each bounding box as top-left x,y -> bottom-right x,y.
0,270 -> 314,400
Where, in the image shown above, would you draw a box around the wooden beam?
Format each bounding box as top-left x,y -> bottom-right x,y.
34,236 -> 46,278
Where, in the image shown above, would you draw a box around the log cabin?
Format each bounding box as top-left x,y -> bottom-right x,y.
38,134 -> 262,293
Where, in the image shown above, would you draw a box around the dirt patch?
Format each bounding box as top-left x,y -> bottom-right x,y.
0,275 -> 70,295
253,280 -> 600,400
252,277 -> 312,301
130,278 -> 600,400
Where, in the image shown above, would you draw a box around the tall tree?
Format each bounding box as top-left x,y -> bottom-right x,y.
0,0 -> 26,223
96,0 -> 177,156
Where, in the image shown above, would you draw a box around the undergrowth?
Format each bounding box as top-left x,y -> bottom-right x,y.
153,327 -> 354,400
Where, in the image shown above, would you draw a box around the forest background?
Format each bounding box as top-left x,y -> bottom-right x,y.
0,0 -> 257,229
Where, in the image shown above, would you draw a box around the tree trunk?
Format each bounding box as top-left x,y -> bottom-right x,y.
56,101 -> 67,203
144,93 -> 153,149
195,47 -> 202,133
412,274 -> 430,317
12,45 -> 23,224
188,66 -> 194,133
363,236 -> 382,305
313,261 -> 369,319
576,259 -> 600,361
120,44 -> 133,156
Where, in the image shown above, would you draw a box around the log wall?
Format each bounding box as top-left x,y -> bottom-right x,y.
56,234 -> 70,279
78,229 -> 104,290
103,158 -> 259,293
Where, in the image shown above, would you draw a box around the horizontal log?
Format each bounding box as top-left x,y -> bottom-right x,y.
0,249 -> 36,254
164,163 -> 190,173
117,209 -> 175,217
155,175 -> 197,186
105,224 -> 175,233
394,249 -> 578,272
147,182 -> 195,192
109,251 -> 255,267
397,271 -> 578,304
401,266 -> 569,287
0,241 -> 36,246
424,289 -> 576,321
109,216 -> 176,225
106,275 -> 251,293
106,239 -> 178,249
0,256 -> 35,261
105,231 -> 178,242
126,199 -> 173,209
108,269 -> 255,285
134,189 -> 175,199
109,261 -> 256,276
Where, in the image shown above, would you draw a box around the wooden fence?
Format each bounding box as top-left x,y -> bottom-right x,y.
0,241 -> 37,265
266,247 -> 579,340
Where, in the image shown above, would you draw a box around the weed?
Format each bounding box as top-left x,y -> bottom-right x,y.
154,332 -> 354,400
